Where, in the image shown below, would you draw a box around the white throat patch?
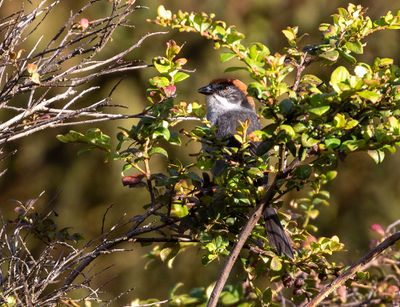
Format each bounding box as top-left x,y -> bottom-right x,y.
210,94 -> 242,111
206,94 -> 243,125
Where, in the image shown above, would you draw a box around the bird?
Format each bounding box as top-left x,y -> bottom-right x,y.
198,78 -> 259,139
198,78 -> 294,259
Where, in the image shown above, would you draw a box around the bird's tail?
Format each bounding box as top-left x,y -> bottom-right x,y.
263,206 -> 294,259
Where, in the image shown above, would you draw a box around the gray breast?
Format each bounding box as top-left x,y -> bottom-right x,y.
214,109 -> 260,138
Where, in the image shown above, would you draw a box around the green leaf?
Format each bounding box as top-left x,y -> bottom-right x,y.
339,50 -> 357,64
57,128 -> 111,152
169,132 -> 182,145
173,71 -> 190,83
325,138 -> 341,149
256,140 -> 274,156
356,271 -> 370,280
295,165 -> 312,180
270,256 -> 282,271
330,66 -> 350,93
30,72 -> 41,84
345,41 -> 363,54
191,14 -> 203,32
319,50 -> 339,62
280,124 -> 296,139
341,139 -> 365,152
374,57 -> 393,67
226,31 -> 244,44
282,29 -> 296,41
220,52 -> 236,63
301,133 -> 319,147
262,288 -> 272,303
248,42 -> 270,61
150,76 -> 170,87
308,209 -> 319,219
293,123 -> 307,133
309,105 -> 330,116
326,170 -> 338,181
153,127 -> 170,141
224,66 -> 247,73
122,163 -> 133,173
345,119 -> 359,130
153,57 -> 171,73
334,113 -> 346,128
367,149 -> 385,164
221,290 -> 240,305
149,147 -> 168,158
171,204 -> 189,218
358,90 -> 381,103
160,244 -> 179,263
170,282 -> 184,297
248,82 -> 268,99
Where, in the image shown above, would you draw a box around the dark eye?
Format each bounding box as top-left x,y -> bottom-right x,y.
222,86 -> 231,92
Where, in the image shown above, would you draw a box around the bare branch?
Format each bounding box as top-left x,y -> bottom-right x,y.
0,1 -> 167,145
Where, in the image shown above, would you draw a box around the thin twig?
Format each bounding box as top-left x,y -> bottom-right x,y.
124,299 -> 170,307
292,52 -> 308,92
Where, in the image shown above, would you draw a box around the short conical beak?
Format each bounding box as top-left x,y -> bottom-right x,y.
198,84 -> 213,95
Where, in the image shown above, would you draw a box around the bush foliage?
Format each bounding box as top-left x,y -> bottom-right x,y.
2,1 -> 400,306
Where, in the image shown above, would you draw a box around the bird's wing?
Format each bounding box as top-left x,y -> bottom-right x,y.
264,206 -> 294,259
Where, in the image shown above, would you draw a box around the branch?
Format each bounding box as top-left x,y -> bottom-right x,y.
0,1 -> 167,145
124,299 -> 170,307
305,231 -> 400,307
292,52 -> 309,92
206,177 -> 279,307
70,31 -> 167,74
207,157 -> 302,307
62,203 -> 177,286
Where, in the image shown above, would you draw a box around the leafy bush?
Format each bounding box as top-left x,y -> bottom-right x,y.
1,1 -> 400,306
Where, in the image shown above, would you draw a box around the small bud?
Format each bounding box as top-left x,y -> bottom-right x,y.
27,63 -> 38,74
248,132 -> 261,142
122,174 -> 145,188
282,273 -> 294,288
370,223 -> 385,236
175,58 -> 188,66
163,85 -> 176,98
157,5 -> 172,20
79,18 -> 89,30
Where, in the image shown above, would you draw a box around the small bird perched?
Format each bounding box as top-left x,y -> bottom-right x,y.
198,78 -> 294,259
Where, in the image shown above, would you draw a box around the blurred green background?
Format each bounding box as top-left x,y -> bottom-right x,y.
0,0 -> 400,304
